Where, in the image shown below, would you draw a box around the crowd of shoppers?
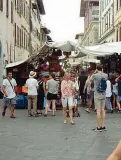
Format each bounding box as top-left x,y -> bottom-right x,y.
2,68 -> 121,160
2,65 -> 121,129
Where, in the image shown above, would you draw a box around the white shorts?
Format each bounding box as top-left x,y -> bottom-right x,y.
62,96 -> 73,108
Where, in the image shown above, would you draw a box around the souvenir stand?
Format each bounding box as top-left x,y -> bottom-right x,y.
76,41 -> 121,74
5,44 -> 64,109
5,44 -> 51,109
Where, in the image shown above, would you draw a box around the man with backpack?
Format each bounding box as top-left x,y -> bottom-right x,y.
92,65 -> 108,132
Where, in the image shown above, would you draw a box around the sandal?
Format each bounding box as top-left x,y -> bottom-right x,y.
10,115 -> 16,119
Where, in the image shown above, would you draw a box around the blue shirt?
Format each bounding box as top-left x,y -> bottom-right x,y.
118,80 -> 121,96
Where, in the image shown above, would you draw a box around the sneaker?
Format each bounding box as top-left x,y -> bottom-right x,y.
37,112 -> 42,116
2,110 -> 6,117
70,121 -> 75,125
118,109 -> 121,113
64,120 -> 67,124
33,114 -> 39,117
44,114 -> 47,117
28,114 -> 33,117
85,108 -> 90,113
93,127 -> 102,132
101,126 -> 106,131
111,109 -> 113,113
48,108 -> 52,112
2,106 -> 7,117
107,109 -> 113,113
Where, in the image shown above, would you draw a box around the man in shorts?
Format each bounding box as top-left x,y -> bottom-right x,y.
92,65 -> 108,131
61,73 -> 75,125
2,72 -> 17,118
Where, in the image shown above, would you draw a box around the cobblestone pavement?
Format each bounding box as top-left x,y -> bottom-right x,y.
0,101 -> 121,160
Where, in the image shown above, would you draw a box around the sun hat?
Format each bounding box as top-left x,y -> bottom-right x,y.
29,71 -> 36,78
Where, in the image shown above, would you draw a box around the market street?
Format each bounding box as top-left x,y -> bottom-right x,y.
0,102 -> 121,160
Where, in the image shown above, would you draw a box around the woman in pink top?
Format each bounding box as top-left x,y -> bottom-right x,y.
61,73 -> 75,125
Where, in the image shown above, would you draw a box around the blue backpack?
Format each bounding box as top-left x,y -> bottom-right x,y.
97,78 -> 107,93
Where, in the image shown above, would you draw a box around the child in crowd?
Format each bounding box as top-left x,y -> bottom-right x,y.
106,78 -> 113,113
115,75 -> 121,112
71,75 -> 79,115
84,69 -> 94,113
112,81 -> 118,110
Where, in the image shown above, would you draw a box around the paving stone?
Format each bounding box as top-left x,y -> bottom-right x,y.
0,100 -> 121,160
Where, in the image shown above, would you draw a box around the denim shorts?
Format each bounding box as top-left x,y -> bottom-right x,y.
4,97 -> 16,107
116,96 -> 121,102
73,99 -> 78,105
62,96 -> 73,108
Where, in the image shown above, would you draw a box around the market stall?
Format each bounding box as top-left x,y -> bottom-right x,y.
6,44 -> 50,85
75,41 -> 121,73
5,43 -> 64,109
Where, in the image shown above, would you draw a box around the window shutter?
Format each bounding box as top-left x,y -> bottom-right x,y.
0,0 -> 3,11
6,0 -> 9,18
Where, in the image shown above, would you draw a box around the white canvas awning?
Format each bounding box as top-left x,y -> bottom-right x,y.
47,41 -> 76,52
77,42 -> 121,57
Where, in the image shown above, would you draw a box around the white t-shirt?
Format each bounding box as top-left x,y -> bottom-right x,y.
72,81 -> 79,91
106,80 -> 112,97
26,78 -> 38,96
3,78 -> 17,99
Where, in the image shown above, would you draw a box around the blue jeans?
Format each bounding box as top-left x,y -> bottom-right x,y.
106,97 -> 112,110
